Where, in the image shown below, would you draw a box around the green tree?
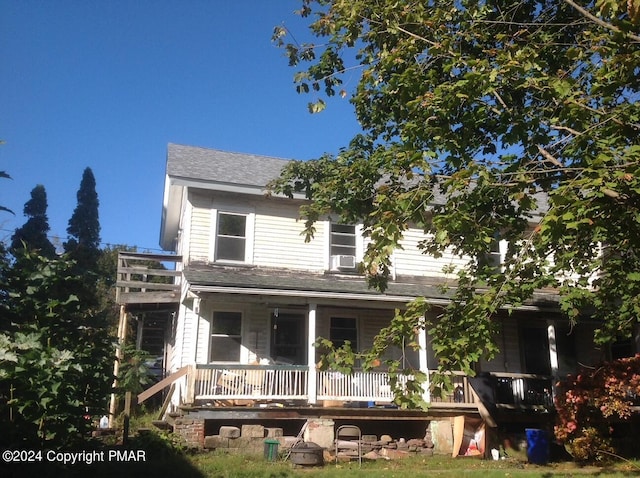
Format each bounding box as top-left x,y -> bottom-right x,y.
0,250 -> 113,447
0,170 -> 12,215
64,167 -> 102,311
10,184 -> 56,258
64,167 -> 101,269
271,0 -> 640,401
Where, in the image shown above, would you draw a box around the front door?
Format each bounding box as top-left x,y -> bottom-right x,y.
271,311 -> 306,364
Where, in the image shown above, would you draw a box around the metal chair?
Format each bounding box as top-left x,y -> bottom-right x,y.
335,424 -> 362,466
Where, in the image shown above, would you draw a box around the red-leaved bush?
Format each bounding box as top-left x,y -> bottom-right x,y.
554,354 -> 640,461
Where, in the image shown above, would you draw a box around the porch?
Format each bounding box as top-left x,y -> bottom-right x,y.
177,364 -> 554,412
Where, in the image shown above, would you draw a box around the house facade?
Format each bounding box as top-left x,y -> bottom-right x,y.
117,143 -> 635,449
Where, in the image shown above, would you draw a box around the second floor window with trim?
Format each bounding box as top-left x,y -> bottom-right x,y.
478,237 -> 505,273
330,223 -> 357,270
216,212 -> 246,261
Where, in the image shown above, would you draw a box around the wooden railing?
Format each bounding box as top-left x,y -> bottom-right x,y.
429,372 -> 476,405
317,370 -> 402,402
188,365 -> 476,406
186,365 -> 554,409
190,364 -> 309,402
489,372 -> 554,408
115,251 -> 182,305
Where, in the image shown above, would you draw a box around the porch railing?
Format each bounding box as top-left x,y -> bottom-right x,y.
189,365 -> 475,405
317,370 -> 407,402
489,372 -> 554,407
186,365 -> 553,409
190,364 -> 308,401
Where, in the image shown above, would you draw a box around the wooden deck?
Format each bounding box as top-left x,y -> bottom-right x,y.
115,251 -> 182,305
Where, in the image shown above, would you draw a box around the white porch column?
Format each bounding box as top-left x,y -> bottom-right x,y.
418,322 -> 431,403
307,303 -> 318,405
547,321 -> 559,402
547,322 -> 559,376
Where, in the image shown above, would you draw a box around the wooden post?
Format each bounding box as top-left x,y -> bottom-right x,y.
108,306 -> 128,427
123,391 -> 134,446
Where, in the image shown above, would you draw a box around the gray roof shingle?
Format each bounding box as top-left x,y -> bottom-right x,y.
183,265 -> 560,308
167,143 -> 291,187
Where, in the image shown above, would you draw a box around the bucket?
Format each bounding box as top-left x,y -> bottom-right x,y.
264,438 -> 280,461
525,428 -> 549,465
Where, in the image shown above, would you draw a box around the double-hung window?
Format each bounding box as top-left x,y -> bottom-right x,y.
330,224 -> 357,257
216,212 -> 247,262
209,311 -> 242,362
329,223 -> 358,270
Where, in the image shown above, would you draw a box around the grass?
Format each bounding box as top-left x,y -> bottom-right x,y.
7,409 -> 636,478
188,452 -> 640,478
4,433 -> 639,478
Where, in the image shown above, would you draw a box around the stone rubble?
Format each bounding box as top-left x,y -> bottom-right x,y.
203,423 -> 436,461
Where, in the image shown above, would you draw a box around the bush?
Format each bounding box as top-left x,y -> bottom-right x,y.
554,354 -> 640,462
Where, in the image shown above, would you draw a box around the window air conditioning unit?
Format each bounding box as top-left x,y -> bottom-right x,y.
331,255 -> 356,270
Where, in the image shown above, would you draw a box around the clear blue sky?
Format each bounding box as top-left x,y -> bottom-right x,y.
0,1 -> 361,252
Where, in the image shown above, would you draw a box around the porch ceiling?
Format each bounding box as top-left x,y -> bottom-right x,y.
183,265 -> 560,309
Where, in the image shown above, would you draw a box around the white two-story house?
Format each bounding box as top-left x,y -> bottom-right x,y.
115,143 -> 635,447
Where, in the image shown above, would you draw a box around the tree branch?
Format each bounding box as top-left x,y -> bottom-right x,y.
562,0 -> 640,42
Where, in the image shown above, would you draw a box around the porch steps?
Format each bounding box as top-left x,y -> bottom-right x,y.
152,411 -> 181,431
151,420 -> 173,431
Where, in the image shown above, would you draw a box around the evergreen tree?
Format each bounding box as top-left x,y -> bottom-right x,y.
10,184 -> 56,258
64,167 -> 101,270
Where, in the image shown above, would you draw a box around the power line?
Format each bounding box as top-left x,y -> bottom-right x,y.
0,227 -> 165,253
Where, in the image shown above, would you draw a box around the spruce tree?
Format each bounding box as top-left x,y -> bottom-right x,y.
64,167 -> 101,269
10,184 -> 56,258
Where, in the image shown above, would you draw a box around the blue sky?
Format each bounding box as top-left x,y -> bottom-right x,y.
0,1 -> 361,252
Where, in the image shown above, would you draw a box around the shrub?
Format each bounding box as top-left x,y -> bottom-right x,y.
554,354 -> 640,462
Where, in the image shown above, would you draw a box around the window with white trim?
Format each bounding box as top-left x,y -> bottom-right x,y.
209,311 -> 242,362
216,212 -> 247,262
478,238 -> 507,272
330,224 -> 357,257
329,223 -> 359,271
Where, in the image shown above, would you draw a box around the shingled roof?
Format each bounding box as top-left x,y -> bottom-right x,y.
183,264 -> 560,309
167,143 -> 291,188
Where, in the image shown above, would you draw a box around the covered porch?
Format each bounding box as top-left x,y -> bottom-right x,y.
175,364 -> 553,412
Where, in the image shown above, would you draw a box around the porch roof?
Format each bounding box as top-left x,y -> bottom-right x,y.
183,265 -> 560,309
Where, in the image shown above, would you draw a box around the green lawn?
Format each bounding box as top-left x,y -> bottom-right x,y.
4,444 -> 639,478
186,451 -> 640,478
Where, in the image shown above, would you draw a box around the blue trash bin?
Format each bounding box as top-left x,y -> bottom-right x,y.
525,428 -> 549,465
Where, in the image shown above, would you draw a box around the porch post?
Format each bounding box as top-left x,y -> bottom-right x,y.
547,322 -> 559,376
307,303 -> 318,405
547,321 -> 559,402
418,323 -> 431,403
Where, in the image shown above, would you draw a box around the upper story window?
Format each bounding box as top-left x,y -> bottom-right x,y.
330,223 -> 357,270
216,212 -> 247,262
478,238 -> 506,272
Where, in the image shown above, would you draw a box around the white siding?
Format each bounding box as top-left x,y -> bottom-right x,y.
253,201 -> 326,271
395,228 -> 467,278
194,311 -> 210,365
188,192 -> 211,263
174,301 -> 198,368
